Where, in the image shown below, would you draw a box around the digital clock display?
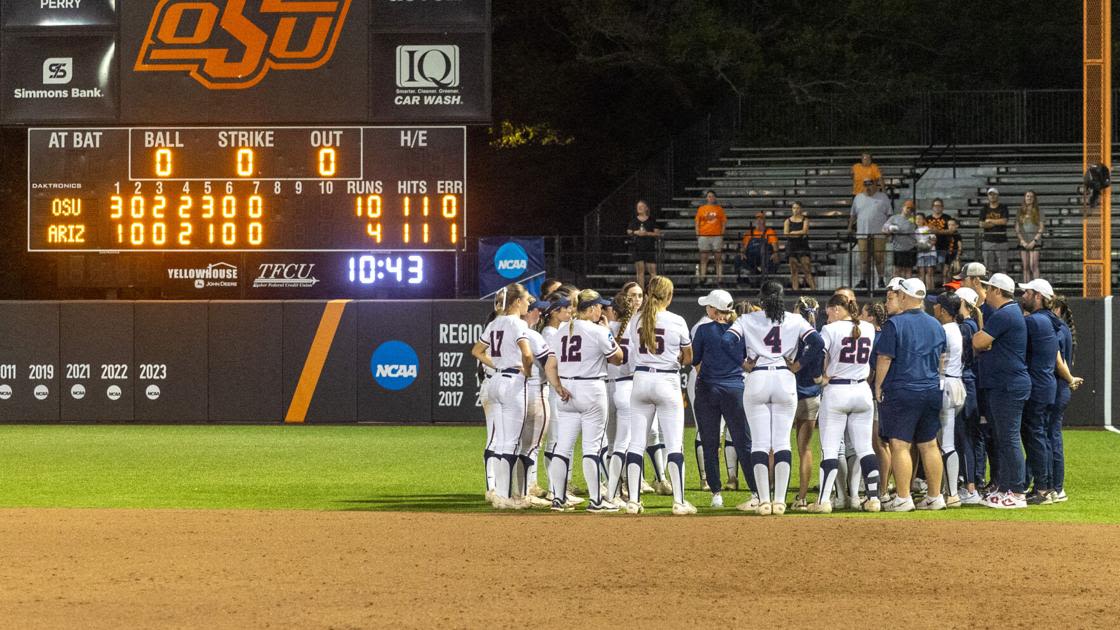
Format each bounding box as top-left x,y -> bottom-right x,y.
27,126 -> 466,252
347,254 -> 425,285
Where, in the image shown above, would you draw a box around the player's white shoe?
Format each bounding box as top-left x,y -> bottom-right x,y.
609,497 -> 628,511
959,489 -> 982,505
736,496 -> 761,512
527,483 -> 547,499
756,502 -> 773,516
640,479 -> 655,494
1053,490 -> 1068,503
710,493 -> 724,509
587,500 -> 619,514
672,501 -> 698,515
807,501 -> 832,514
655,480 -> 674,496
494,496 -> 527,510
565,493 -> 584,506
625,501 -> 644,515
484,489 -> 495,504
526,495 -> 551,508
771,502 -> 787,515
916,495 -> 946,511
724,478 -> 739,491
883,496 -> 915,512
791,497 -> 809,512
945,494 -> 962,509
860,496 -> 881,513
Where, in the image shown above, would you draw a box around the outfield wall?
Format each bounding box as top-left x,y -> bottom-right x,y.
0,299 -> 1112,426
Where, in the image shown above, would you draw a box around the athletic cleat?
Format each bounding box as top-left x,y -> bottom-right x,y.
565,493 -> 585,506
756,502 -> 773,516
959,489 -> 982,505
700,480 -> 711,492
587,500 -> 620,514
1045,490 -> 1060,504
484,489 -> 495,503
1053,489 -> 1068,503
883,496 -> 915,512
724,478 -> 739,491
672,501 -> 698,515
736,496 -> 761,512
527,483 -> 548,499
807,501 -> 832,514
916,495 -> 946,511
655,479 -> 674,496
832,496 -> 849,510
945,495 -> 962,509
911,478 -> 928,496
609,497 -> 628,511
494,496 -> 528,510
1026,492 -> 1053,506
710,493 -> 724,509
792,497 -> 809,512
569,484 -> 586,496
989,492 -> 1028,509
625,501 -> 644,515
771,502 -> 787,515
860,496 -> 881,513
641,479 -> 656,494
550,499 -> 574,512
526,495 -> 552,508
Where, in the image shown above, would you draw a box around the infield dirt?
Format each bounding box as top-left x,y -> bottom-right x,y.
0,508 -> 1117,629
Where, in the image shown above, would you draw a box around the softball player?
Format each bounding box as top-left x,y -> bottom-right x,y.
478,304 -> 500,502
792,296 -> 822,511
723,281 -> 824,515
605,291 -> 638,507
550,289 -> 624,512
540,291 -> 583,506
810,295 -> 880,513
471,283 -> 546,508
517,300 -> 566,505
625,276 -> 695,515
930,292 -> 966,507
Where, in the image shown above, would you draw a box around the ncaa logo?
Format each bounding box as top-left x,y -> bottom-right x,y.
494,242 -> 528,280
396,45 -> 460,89
43,58 -> 73,85
0,384 -> 11,401
370,340 -> 420,391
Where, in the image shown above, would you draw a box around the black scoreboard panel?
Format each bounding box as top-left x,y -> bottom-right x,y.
28,126 -> 466,252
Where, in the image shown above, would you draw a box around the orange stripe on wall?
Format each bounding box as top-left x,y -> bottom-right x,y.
285,299 -> 350,424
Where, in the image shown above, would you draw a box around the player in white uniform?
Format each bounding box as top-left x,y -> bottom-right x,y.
541,290 -> 584,506
604,291 -> 638,507
626,276 -> 696,515
477,301 -> 501,502
723,281 -> 824,515
516,299 -> 565,506
930,291 -> 966,508
550,289 -> 624,512
810,294 -> 880,513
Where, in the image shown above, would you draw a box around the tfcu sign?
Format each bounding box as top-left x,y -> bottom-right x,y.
134,0 -> 353,89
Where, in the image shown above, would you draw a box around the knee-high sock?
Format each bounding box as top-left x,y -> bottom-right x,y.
484,449 -> 495,492
647,444 -> 667,482
847,452 -> 862,499
606,452 -> 625,501
495,454 -> 517,499
818,458 -> 839,504
860,454 -> 881,498
668,452 -> 686,504
693,437 -> 706,482
598,447 -> 610,484
774,450 -> 792,505
943,450 -> 960,497
547,454 -> 570,503
527,450 -> 538,488
626,453 -> 644,503
724,442 -> 738,481
510,456 -> 525,498
517,455 -> 533,496
835,453 -> 850,503
582,455 -> 603,504
751,451 -> 771,504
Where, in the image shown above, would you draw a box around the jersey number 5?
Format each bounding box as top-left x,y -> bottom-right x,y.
838,337 -> 872,364
763,326 -> 782,353
561,335 -> 582,362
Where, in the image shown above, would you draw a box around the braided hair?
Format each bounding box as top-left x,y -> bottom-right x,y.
759,281 -> 785,324
827,294 -> 861,340
1051,294 -> 1077,360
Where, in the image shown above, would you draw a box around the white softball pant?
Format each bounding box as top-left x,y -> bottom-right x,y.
744,368 -> 797,453
820,383 -> 875,460
486,373 -> 527,499
629,371 -> 686,503
549,379 -> 609,504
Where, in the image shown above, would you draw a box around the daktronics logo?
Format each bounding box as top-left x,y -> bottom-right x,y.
134,0 -> 353,90
43,58 -> 73,85
494,242 -> 528,279
370,341 -> 420,391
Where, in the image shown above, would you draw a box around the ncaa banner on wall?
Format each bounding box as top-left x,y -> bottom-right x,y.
478,237 -> 544,299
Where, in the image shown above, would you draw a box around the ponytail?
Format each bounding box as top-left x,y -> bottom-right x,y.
827,294 -> 860,340
640,276 -> 674,353
613,288 -> 637,338
862,302 -> 887,329
759,281 -> 785,324
797,296 -> 819,329
1052,295 -> 1077,358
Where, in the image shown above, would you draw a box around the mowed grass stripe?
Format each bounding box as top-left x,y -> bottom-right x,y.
0,425 -> 1115,523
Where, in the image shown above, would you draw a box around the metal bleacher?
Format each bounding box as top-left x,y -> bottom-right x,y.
583,143 -> 1118,296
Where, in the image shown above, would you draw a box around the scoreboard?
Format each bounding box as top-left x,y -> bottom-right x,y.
28,126 -> 466,252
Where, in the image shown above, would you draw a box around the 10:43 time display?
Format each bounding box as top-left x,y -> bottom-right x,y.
347,254 -> 424,285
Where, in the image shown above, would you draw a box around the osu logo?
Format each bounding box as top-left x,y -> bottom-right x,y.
494,242 -> 528,280
135,0 -> 353,90
370,341 -> 419,392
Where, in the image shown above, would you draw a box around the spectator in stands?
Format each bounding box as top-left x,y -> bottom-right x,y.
945,218 -> 962,277
848,180 -> 892,289
851,151 -> 883,196
695,190 -> 727,286
883,199 -> 917,279
980,187 -> 1010,273
735,212 -> 779,284
1015,191 -> 1044,282
628,199 -> 661,288
924,198 -> 954,283
784,202 -> 815,291
914,213 -> 937,288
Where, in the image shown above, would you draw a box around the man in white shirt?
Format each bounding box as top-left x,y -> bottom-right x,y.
847,180 -> 891,289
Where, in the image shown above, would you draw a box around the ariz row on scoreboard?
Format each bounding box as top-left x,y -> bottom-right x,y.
28,126 -> 466,252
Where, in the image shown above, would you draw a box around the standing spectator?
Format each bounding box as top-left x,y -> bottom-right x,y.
944,218 -> 963,277
695,190 -> 727,286
735,212 -> 779,284
874,278 -> 948,512
972,273 -> 1030,509
883,199 -> 917,278
914,213 -> 937,288
847,180 -> 892,288
979,187 -> 1010,273
925,198 -> 955,283
627,200 -> 660,289
784,202 -> 815,291
1015,191 -> 1044,282
851,151 -> 883,196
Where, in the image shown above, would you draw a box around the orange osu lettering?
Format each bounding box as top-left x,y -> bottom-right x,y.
135,0 -> 352,90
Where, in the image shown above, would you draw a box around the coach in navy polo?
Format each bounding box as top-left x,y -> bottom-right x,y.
973,273 -> 1031,509
874,278 -> 947,512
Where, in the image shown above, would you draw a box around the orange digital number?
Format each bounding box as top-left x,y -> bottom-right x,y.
318,148 -> 336,177
110,195 -> 123,219
236,148 -> 254,177
155,148 -> 173,177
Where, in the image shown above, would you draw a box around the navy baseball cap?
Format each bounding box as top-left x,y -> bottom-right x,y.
529,300 -> 551,312
544,297 -> 570,314
578,296 -> 612,309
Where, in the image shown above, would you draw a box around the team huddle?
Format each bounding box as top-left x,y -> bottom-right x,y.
471,263 -> 1082,514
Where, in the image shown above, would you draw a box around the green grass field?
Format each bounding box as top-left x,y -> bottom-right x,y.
0,425 -> 1115,523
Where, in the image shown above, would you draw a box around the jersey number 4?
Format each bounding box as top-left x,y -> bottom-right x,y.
561,335 -> 582,362
763,326 -> 782,353
489,331 -> 505,357
838,337 -> 872,364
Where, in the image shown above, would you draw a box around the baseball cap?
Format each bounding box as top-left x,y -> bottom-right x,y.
886,276 -> 905,291
529,300 -> 551,312
899,278 -> 927,299
953,262 -> 987,280
986,187 -> 999,195
698,289 -> 734,311
942,278 -> 961,291
981,272 -> 1015,294
955,287 -> 980,307
1017,278 -> 1055,300
578,296 -> 612,309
